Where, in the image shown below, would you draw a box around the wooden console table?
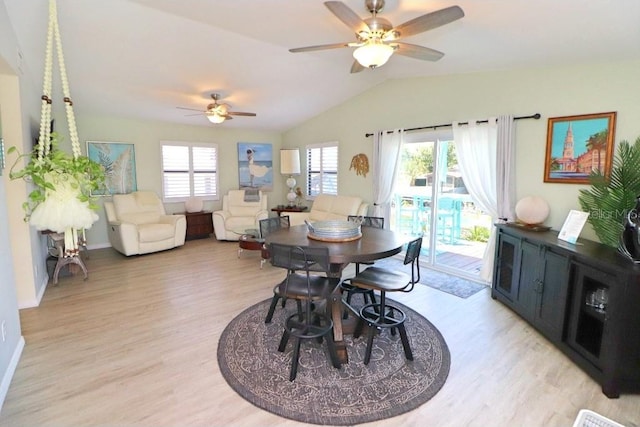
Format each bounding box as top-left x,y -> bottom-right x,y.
271,206 -> 308,216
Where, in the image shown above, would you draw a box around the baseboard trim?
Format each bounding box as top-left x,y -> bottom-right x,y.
0,336 -> 25,414
18,274 -> 48,309
87,242 -> 111,250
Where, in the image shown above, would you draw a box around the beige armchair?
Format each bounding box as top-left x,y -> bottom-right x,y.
213,190 -> 269,241
287,194 -> 369,226
104,191 -> 186,256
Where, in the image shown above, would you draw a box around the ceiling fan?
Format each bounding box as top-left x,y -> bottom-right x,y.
177,93 -> 257,124
289,0 -> 464,73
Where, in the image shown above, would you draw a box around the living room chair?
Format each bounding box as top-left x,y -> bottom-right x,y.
212,189 -> 268,241
339,216 -> 385,318
104,191 -> 187,256
351,236 -> 423,365
259,216 -> 290,269
267,243 -> 341,380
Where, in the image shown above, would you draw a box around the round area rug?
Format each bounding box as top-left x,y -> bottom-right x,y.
217,298 -> 450,425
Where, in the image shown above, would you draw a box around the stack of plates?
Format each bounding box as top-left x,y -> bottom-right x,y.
307,220 -> 362,242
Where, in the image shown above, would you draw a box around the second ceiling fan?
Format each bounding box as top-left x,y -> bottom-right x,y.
289,0 -> 464,73
177,93 -> 256,124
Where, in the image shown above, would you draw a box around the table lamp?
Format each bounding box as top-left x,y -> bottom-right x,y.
280,148 -> 301,206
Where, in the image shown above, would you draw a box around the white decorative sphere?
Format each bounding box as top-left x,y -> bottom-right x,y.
184,196 -> 204,213
515,196 -> 550,225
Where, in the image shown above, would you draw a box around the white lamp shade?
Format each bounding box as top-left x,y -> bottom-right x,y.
280,149 -> 301,175
353,42 -> 394,68
184,196 -> 203,213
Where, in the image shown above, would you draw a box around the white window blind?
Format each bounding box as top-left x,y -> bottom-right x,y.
161,142 -> 218,201
306,142 -> 338,197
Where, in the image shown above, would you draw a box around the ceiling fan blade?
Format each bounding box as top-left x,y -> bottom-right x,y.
289,42 -> 352,53
324,1 -> 370,35
184,113 -> 204,117
392,5 -> 464,39
177,106 -> 205,113
350,60 -> 365,74
394,42 -> 444,61
227,112 -> 257,117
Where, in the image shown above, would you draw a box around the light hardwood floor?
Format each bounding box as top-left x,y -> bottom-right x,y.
1,238 -> 638,427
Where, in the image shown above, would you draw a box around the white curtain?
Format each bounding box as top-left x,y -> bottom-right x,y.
372,129 -> 404,228
453,118 -> 498,282
453,116 -> 516,282
496,115 -> 516,222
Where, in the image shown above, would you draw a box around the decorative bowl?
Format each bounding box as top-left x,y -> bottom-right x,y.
306,220 -> 362,242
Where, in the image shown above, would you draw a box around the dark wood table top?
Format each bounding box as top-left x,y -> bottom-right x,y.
265,224 -> 409,266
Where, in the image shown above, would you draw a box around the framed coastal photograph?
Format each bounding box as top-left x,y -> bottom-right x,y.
87,141 -> 137,195
237,142 -> 273,191
543,112 -> 617,184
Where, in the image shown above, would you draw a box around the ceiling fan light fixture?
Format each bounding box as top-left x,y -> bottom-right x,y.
353,42 -> 393,68
206,112 -> 226,124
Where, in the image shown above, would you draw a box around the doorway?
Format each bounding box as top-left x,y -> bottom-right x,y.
390,133 -> 491,280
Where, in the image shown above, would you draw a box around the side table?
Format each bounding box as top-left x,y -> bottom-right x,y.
183,211 -> 213,240
271,206 -> 308,216
237,231 -> 264,258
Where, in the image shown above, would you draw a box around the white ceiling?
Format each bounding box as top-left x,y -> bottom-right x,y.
3,0 -> 640,132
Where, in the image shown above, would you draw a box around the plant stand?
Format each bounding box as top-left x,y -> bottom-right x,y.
46,231 -> 88,285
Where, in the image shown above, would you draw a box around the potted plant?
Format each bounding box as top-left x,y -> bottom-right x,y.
578,136 -> 640,249
8,132 -> 105,251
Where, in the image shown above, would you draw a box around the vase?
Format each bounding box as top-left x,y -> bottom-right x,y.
619,195 -> 640,263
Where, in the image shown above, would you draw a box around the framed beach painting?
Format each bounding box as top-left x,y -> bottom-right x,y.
237,142 -> 273,191
543,112 -> 617,184
87,141 -> 137,195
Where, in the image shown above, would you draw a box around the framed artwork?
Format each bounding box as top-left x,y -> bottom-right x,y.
544,112 -> 617,184
87,141 -> 137,195
237,142 -> 273,191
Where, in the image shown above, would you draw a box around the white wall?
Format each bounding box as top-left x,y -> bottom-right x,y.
283,60 -> 640,242
72,114 -> 283,247
0,1 -> 25,411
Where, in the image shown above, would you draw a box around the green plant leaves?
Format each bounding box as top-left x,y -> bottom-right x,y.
578,137 -> 640,248
8,133 -> 106,221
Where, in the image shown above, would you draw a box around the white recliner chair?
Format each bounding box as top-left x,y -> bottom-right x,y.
104,191 -> 186,256
213,190 -> 268,241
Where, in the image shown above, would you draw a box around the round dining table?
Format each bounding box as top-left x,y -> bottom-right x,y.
265,223 -> 410,363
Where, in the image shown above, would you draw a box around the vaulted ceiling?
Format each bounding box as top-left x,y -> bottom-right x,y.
4,0 -> 640,131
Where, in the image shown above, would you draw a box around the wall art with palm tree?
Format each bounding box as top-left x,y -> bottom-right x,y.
543,112 -> 617,184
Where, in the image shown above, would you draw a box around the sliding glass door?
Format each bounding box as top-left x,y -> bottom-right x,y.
390,131 -> 491,279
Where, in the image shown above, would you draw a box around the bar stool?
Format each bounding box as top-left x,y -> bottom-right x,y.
352,236 -> 422,365
269,243 -> 341,380
339,216 -> 384,318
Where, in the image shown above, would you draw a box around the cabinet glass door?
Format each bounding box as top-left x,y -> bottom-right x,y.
566,262 -> 612,368
494,232 -> 520,302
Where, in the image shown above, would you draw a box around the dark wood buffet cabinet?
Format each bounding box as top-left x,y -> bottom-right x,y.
183,211 -> 213,240
492,224 -> 640,398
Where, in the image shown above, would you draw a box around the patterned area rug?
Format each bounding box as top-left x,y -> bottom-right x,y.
373,258 -> 487,298
217,298 -> 450,425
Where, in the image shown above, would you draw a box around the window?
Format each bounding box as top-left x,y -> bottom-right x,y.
306,142 -> 338,197
161,141 -> 218,201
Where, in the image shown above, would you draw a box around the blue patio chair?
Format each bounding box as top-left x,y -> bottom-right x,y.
437,197 -> 462,243
395,194 -> 429,235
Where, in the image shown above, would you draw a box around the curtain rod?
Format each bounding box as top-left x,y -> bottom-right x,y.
364,113 -> 541,137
